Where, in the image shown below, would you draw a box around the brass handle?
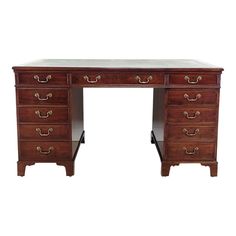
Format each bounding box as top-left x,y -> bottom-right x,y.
83,75 -> 101,83
184,93 -> 201,102
36,146 -> 54,155
135,75 -> 153,84
184,75 -> 202,84
34,93 -> 52,101
36,128 -> 53,137
183,111 -> 200,119
35,110 -> 53,119
33,75 -> 52,83
182,128 -> 200,137
183,147 -> 199,155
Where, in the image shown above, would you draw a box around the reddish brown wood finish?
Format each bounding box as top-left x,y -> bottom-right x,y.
17,72 -> 68,86
13,59 -> 223,177
18,107 -> 69,123
165,142 -> 216,161
167,107 -> 218,124
19,141 -> 72,161
18,124 -> 71,140
166,125 -> 216,142
72,71 -> 164,87
17,88 -> 69,105
167,89 -> 219,105
169,73 -> 218,85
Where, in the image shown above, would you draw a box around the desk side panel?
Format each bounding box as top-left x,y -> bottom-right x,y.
152,88 -> 166,156
71,88 -> 84,142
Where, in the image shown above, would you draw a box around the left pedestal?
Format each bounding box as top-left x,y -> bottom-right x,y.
14,70 -> 84,176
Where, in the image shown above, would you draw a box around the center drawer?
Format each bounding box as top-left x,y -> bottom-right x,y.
72,71 -> 164,86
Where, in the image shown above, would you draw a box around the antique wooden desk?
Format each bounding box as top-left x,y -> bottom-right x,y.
13,59 -> 223,176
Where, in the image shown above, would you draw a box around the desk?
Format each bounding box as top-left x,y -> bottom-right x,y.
13,59 -> 223,176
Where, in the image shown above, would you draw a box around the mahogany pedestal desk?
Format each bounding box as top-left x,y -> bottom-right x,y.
13,59 -> 223,176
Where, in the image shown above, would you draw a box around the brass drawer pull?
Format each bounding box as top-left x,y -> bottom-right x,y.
36,128 -> 53,137
182,128 -> 200,136
184,75 -> 202,84
183,111 -> 200,119
34,93 -> 52,101
183,147 -> 199,155
36,146 -> 54,155
34,75 -> 52,83
84,75 -> 101,83
135,75 -> 153,84
184,93 -> 201,102
35,110 -> 53,119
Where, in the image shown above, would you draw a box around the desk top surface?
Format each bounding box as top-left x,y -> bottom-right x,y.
13,59 -> 223,71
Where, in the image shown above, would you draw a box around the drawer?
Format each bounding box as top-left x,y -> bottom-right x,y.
72,72 -> 118,86
169,73 -> 218,86
72,72 -> 164,86
18,124 -> 71,140
119,72 -> 164,85
17,88 -> 69,105
17,72 -> 68,86
166,125 -> 216,142
167,89 -> 218,106
167,107 -> 217,123
165,142 -> 216,161
19,141 -> 72,161
18,107 -> 69,123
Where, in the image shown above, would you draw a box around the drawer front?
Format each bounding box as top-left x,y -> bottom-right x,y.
166,125 -> 216,142
17,72 -> 68,86
119,72 -> 164,85
165,142 -> 216,161
72,72 -> 118,85
17,89 -> 69,105
167,107 -> 217,123
18,124 -> 71,140
167,89 -> 218,105
18,107 -> 69,123
169,73 -> 218,86
19,141 -> 72,161
72,72 -> 164,86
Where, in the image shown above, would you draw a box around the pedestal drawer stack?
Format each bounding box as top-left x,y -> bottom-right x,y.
161,73 -> 221,176
15,72 -> 75,176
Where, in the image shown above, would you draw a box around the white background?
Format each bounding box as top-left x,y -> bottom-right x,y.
0,0 -> 235,235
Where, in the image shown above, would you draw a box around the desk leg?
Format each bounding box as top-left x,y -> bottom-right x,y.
57,161 -> 74,176
161,162 -> 171,176
201,162 -> 218,177
17,161 -> 35,176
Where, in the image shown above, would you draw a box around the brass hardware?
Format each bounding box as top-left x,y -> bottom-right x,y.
33,75 -> 52,83
84,75 -> 101,83
184,93 -> 201,102
36,146 -> 54,155
182,128 -> 200,136
36,128 -> 53,137
183,111 -> 200,119
183,147 -> 199,155
184,75 -> 202,84
135,75 -> 153,84
35,110 -> 53,119
34,93 -> 52,101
